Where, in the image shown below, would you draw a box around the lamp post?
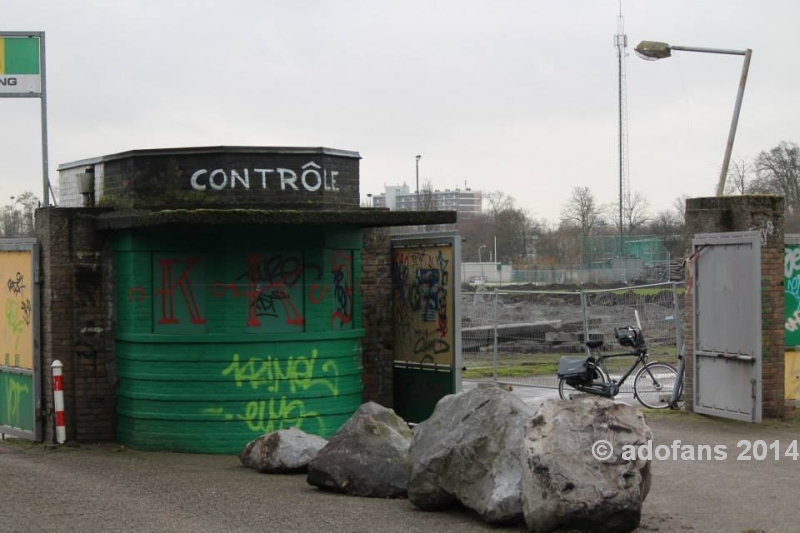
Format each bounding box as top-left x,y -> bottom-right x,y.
634,40 -> 752,197
415,155 -> 421,210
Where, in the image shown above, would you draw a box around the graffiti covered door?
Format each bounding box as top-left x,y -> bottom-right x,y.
692,232 -> 761,422
0,239 -> 40,439
391,233 -> 461,424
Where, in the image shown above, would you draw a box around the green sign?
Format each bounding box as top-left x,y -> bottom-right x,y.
0,35 -> 41,94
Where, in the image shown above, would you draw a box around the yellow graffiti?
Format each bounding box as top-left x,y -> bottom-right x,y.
4,299 -> 23,353
238,398 -> 326,435
207,349 -> 342,437
221,349 -> 339,396
5,377 -> 29,427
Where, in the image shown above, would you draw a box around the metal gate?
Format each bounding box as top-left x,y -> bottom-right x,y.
391,233 -> 461,424
692,231 -> 761,422
0,239 -> 41,439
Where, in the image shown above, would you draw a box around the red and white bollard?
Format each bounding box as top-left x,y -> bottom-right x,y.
51,360 -> 66,444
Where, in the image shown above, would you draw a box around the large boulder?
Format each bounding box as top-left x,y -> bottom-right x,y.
239,427 -> 328,474
306,402 -> 412,498
521,396 -> 652,533
408,385 -> 537,524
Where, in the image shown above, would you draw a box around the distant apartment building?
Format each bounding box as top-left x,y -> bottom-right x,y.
371,184 -> 482,220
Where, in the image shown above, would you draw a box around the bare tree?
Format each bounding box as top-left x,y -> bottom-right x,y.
1,206 -> 23,237
458,191 -> 540,266
419,180 -> 437,211
724,157 -> 752,195
672,194 -> 689,226
750,141 -> 800,213
484,191 -> 515,218
1,191 -> 39,237
560,187 -> 603,236
609,191 -> 650,236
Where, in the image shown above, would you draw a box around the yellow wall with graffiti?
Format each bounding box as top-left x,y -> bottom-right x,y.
0,251 -> 34,370
786,350 -> 800,401
392,245 -> 455,365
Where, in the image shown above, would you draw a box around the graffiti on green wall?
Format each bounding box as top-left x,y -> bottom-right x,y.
0,373 -> 33,430
204,348 -> 340,434
786,244 -> 800,345
124,251 -> 354,333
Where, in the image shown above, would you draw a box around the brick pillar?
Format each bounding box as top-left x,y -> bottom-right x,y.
36,208 -> 117,443
360,227 -> 394,407
684,195 -> 785,418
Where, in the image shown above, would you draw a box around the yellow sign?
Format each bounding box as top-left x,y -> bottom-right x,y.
392,245 -> 455,365
0,251 -> 33,369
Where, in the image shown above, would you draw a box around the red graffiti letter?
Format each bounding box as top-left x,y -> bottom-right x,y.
157,257 -> 207,325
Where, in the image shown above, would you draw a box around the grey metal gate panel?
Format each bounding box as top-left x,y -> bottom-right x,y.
0,238 -> 41,440
692,231 -> 761,423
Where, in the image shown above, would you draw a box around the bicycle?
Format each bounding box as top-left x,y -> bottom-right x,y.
556,313 -> 681,409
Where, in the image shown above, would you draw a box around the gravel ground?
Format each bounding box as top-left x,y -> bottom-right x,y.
1,409 -> 797,533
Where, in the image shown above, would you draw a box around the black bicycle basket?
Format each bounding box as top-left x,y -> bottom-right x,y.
614,326 -> 646,349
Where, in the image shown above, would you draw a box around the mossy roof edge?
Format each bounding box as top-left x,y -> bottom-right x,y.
94,208 -> 457,230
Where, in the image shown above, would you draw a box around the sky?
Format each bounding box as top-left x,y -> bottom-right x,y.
1,1 -> 798,225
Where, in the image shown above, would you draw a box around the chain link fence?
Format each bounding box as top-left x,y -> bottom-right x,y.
461,282 -> 685,390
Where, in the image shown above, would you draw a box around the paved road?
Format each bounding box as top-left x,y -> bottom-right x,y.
1,386 -> 799,533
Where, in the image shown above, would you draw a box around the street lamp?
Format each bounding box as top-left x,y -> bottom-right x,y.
478,245 -> 486,262
634,40 -> 752,197
415,155 -> 421,210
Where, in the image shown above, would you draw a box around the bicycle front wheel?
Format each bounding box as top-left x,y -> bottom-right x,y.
558,361 -> 609,400
633,362 -> 678,409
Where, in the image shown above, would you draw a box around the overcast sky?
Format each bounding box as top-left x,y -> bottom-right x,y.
2,1 -> 798,224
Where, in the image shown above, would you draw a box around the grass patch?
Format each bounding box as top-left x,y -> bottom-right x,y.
0,437 -> 77,453
463,363 -> 558,379
607,287 -> 685,296
464,350 -> 680,379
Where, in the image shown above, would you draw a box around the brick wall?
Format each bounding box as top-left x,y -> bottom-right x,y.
684,195 -> 785,418
36,208 -> 117,443
360,227 -> 394,407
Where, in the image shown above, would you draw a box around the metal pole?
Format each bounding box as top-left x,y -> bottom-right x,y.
669,282 -> 685,407
716,48 -> 752,196
415,155 -> 420,210
581,291 -> 590,357
52,360 -> 66,444
492,289 -> 498,383
618,38 -> 624,246
39,32 -> 52,206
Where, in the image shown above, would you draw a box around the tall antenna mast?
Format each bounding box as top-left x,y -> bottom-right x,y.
615,3 -> 630,253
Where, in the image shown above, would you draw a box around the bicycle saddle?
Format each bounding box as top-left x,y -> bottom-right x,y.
586,339 -> 604,349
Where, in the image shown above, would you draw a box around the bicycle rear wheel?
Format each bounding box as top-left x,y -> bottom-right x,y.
558,361 -> 609,400
633,362 -> 678,409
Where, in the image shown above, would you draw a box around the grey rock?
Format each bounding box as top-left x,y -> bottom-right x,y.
239,427 -> 328,474
408,386 -> 536,524
306,401 -> 412,498
521,396 -> 652,533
